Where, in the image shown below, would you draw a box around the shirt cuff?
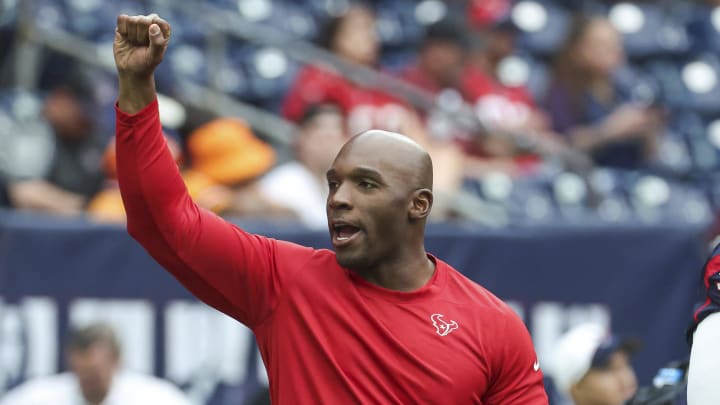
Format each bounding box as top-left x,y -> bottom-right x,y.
115,98 -> 159,126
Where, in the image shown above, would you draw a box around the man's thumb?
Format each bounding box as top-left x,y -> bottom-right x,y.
148,24 -> 165,57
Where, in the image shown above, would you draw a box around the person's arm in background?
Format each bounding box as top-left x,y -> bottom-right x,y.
8,180 -> 85,215
113,14 -> 311,329
544,82 -> 658,155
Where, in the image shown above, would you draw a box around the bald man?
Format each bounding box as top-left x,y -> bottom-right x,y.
113,14 -> 548,404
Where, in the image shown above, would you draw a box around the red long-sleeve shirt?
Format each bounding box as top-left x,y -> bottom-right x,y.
115,99 -> 548,404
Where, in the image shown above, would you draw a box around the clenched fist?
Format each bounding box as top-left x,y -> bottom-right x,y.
114,14 -> 171,114
114,14 -> 171,77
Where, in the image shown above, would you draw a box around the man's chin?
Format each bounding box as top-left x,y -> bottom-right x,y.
335,252 -> 366,271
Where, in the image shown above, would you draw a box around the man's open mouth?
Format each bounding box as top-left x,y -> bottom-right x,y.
332,223 -> 362,247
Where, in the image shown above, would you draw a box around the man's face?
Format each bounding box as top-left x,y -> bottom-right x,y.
571,351 -> 638,405
326,137 -> 415,270
487,29 -> 517,60
68,343 -> 118,404
425,42 -> 466,87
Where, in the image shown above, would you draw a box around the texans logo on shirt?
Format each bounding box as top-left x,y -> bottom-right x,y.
430,314 -> 459,336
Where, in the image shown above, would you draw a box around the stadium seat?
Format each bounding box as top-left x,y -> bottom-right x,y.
62,0 -> 147,37
645,55 -> 720,115
687,4 -> 720,54
375,0 -> 425,48
512,0 -> 571,57
33,0 -> 68,31
607,2 -> 692,60
680,113 -> 720,172
270,1 -> 320,40
0,0 -> 17,29
227,43 -> 299,108
495,53 -> 550,102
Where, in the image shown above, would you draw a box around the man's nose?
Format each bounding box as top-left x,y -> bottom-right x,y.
328,182 -> 353,210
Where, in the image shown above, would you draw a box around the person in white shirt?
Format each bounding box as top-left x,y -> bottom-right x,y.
0,323 -> 192,405
258,104 -> 347,229
547,323 -> 639,405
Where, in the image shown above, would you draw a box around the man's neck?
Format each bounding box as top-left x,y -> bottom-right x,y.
359,248 -> 435,292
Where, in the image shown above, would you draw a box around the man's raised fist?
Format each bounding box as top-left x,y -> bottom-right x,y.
113,14 -> 171,78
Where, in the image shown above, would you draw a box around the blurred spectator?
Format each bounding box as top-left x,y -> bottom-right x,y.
467,0 -> 513,30
185,117 -> 295,219
547,323 -> 639,405
400,18 -> 555,178
0,323 -> 192,405
462,16 -> 554,140
88,117 -> 287,223
86,134 -> 205,223
544,16 -> 664,169
400,19 -> 468,94
258,104 -> 347,229
1,82 -> 104,215
282,3 -> 408,135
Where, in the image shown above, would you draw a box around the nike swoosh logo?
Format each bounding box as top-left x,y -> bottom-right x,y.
533,360 -> 540,372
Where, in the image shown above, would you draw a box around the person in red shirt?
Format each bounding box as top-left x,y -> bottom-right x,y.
281,4 -> 408,135
113,14 -> 548,404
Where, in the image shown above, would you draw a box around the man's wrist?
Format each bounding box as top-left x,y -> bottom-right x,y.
118,73 -> 157,114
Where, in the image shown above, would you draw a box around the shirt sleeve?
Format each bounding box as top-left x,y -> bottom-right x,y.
115,99 -> 313,329
483,310 -> 549,405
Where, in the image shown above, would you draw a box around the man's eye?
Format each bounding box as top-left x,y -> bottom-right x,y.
328,180 -> 339,189
359,181 -> 375,190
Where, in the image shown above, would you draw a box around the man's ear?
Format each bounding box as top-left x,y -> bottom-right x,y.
409,189 -> 433,220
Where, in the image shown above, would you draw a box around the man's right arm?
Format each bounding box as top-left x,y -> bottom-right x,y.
113,15 -> 311,328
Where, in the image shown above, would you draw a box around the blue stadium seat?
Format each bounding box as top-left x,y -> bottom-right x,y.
513,0 -> 571,57
0,0 -> 17,29
204,0 -> 239,12
678,113 -> 720,172
33,0 -> 68,31
686,4 -> 720,54
62,0 -> 146,37
607,2 -> 692,60
269,2 -> 320,40
380,49 -> 417,72
645,55 -> 720,115
165,43 -> 209,86
483,53 -> 550,102
227,43 -> 299,108
375,0 -> 424,48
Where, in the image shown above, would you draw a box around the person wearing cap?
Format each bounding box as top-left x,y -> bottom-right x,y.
548,323 -> 638,405
184,117 -> 298,219
87,133 -> 234,222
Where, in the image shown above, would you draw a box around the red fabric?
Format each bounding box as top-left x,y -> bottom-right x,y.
462,66 -> 536,110
115,99 -> 548,404
468,0 -> 513,29
282,64 -> 407,134
399,65 -> 444,94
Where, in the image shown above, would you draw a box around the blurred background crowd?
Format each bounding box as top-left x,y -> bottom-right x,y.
1,0 -> 719,404
1,0 -> 720,228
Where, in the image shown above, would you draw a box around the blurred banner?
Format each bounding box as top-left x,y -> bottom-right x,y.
0,211 -> 708,404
